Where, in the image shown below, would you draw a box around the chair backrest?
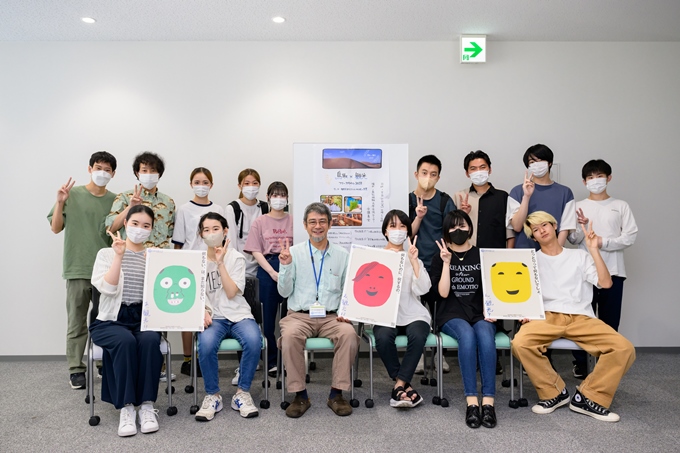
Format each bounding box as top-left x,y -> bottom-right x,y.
244,277 -> 262,324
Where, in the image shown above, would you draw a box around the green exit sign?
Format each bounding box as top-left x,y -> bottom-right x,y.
461,35 -> 486,64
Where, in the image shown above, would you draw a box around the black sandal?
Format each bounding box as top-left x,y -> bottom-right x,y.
403,383 -> 423,407
390,386 -> 412,408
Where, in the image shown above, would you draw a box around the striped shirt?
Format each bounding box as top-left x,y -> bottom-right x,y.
121,250 -> 146,305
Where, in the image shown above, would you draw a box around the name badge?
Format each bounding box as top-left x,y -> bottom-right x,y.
309,303 -> 326,318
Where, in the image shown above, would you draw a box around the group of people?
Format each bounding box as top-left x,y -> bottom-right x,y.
49,144 -> 637,437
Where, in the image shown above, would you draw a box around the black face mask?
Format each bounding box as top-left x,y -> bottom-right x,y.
450,229 -> 469,245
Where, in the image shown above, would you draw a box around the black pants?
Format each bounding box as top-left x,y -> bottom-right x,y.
374,321 -> 430,383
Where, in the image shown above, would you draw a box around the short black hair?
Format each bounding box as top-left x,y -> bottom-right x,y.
416,155 -> 443,174
381,209 -> 412,239
126,205 -> 155,227
522,144 -> 554,168
267,181 -> 289,198
581,159 -> 612,179
198,212 -> 229,245
89,151 -> 117,171
464,150 -> 491,171
442,210 -> 474,244
133,151 -> 165,177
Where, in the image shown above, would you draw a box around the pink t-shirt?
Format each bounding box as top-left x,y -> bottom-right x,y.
244,214 -> 294,255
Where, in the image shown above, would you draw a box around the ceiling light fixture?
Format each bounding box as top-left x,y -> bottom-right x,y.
81,17 -> 96,24
272,17 -> 285,24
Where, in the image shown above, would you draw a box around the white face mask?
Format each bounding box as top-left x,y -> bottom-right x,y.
242,186 -> 260,201
138,173 -> 159,190
203,232 -> 225,248
586,177 -> 607,195
528,161 -> 549,178
469,170 -> 489,186
387,230 -> 407,246
193,185 -> 210,198
270,197 -> 287,211
91,170 -> 112,187
418,176 -> 436,192
126,226 -> 151,244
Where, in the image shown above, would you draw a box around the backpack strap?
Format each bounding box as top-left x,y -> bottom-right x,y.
440,191 -> 453,216
408,192 -> 417,220
259,201 -> 270,215
229,200 -> 244,239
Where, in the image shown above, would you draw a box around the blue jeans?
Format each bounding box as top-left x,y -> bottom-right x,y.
257,255 -> 283,366
198,317 -> 261,394
441,318 -> 496,397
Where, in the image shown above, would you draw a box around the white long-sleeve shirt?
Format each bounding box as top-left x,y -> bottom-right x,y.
396,257 -> 432,326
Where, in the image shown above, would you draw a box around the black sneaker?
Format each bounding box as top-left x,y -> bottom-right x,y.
572,361 -> 588,379
69,372 -> 86,389
181,360 -> 202,377
268,366 -> 278,378
569,389 -> 620,422
531,387 -> 569,414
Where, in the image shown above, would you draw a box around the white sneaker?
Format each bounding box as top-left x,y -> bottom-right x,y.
231,391 -> 259,418
435,353 -> 451,373
195,394 -> 223,421
414,354 -> 425,375
159,371 -> 176,382
232,367 -> 240,386
138,404 -> 159,434
117,405 -> 137,437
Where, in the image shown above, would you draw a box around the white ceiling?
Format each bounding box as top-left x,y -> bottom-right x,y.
1,0 -> 679,42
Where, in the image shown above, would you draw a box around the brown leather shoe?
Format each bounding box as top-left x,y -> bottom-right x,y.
285,394 -> 311,418
327,394 -> 353,416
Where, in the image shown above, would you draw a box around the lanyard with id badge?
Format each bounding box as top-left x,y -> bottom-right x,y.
309,240 -> 329,318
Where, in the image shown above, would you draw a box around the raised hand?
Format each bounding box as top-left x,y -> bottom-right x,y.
576,208 -> 589,225
406,236 -> 419,262
581,220 -> 602,250
56,177 -> 75,203
435,238 -> 452,264
108,230 -> 126,255
129,184 -> 143,207
415,196 -> 427,219
522,171 -> 535,198
459,193 -> 471,214
278,238 -> 292,265
214,245 -> 227,263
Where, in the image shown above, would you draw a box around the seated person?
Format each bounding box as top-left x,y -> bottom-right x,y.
512,211 -> 636,422
430,210 -> 498,429
373,210 -> 431,408
90,205 -> 163,437
277,202 -> 359,418
195,212 -> 261,421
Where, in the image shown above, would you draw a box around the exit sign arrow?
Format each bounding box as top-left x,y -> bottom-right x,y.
464,41 -> 482,58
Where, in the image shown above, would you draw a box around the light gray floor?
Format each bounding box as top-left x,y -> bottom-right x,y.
0,351 -> 678,453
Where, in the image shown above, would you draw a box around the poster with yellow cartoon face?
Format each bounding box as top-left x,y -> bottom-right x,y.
480,248 -> 545,320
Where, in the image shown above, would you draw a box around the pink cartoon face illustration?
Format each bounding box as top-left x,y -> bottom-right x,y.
353,261 -> 393,307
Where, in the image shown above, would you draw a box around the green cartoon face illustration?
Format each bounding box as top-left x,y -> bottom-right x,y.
153,266 -> 196,313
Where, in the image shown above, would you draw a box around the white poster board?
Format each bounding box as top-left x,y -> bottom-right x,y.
480,248 -> 545,320
142,249 -> 207,331
293,143 -> 409,251
338,244 -> 405,327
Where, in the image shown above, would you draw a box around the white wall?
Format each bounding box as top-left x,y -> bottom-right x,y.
1,41 -> 678,355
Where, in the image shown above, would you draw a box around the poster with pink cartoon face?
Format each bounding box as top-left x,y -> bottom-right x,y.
338,244 -> 405,327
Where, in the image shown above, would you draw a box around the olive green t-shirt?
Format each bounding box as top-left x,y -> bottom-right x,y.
47,185 -> 116,280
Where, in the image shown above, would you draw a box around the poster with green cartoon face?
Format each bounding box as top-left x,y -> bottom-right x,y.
142,249 -> 207,332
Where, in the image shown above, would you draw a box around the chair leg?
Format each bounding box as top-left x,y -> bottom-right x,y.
260,337 -> 270,409
87,338 -> 99,426
190,333 -> 199,414
165,338 -> 177,416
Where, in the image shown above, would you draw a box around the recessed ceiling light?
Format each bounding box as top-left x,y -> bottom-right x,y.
272,17 -> 285,24
81,17 -> 96,24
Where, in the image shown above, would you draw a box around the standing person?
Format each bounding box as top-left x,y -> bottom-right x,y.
567,160 -> 637,379
244,181 -> 293,377
172,167 -> 224,376
430,210 -> 498,429
48,151 -> 118,390
277,202 -> 359,418
507,144 -> 576,250
409,154 -> 456,374
373,210 -> 431,408
513,211 -> 635,422
194,213 -> 261,421
106,151 -> 175,249
90,205 -> 164,437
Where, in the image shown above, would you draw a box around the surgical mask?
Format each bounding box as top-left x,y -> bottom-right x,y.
203,232 -> 225,248
193,185 -> 210,198
387,230 -> 407,246
270,197 -> 287,211
469,170 -> 489,186
418,176 -> 436,192
126,226 -> 151,244
242,186 -> 259,201
138,173 -> 159,190
449,229 -> 469,246
586,178 -> 607,195
91,170 -> 112,187
528,161 -> 549,178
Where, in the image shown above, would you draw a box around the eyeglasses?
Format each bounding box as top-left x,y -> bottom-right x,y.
306,219 -> 328,227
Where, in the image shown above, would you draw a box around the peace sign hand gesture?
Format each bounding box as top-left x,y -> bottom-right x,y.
278,238 -> 292,265
57,177 -> 75,203
108,230 -> 126,256
436,239 -> 452,264
214,239 -> 230,263
581,220 -> 602,251
129,184 -> 143,207
522,171 -> 535,198
415,196 -> 427,219
459,193 -> 471,214
576,208 -> 589,225
406,236 -> 419,262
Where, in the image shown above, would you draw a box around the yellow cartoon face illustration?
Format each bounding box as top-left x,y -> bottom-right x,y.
490,262 -> 531,303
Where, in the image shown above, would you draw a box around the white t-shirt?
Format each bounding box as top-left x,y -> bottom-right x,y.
537,248 -> 600,317
225,200 -> 265,278
396,257 -> 432,326
567,197 -> 637,278
205,250 -> 254,323
172,201 -> 225,251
